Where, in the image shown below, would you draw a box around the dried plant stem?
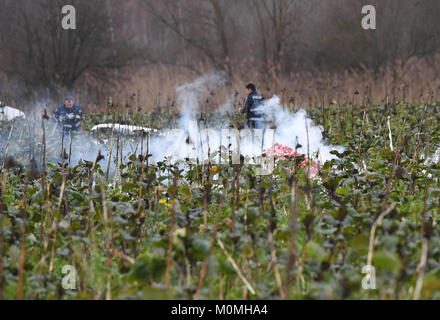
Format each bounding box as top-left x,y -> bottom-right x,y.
106,122 -> 116,181
17,179 -> 28,300
50,122 -> 57,136
387,116 -> 394,151
145,132 -> 151,210
40,116 -> 47,242
367,203 -> 397,266
219,272 -> 224,300
243,189 -> 250,233
0,237 -> 2,300
68,133 -> 73,168
285,164 -> 298,299
217,238 -> 256,296
165,171 -> 178,287
184,255 -> 192,289
0,171 -> 7,300
413,237 -> 429,300
109,250 -> 135,265
203,168 -> 210,227
60,121 -> 65,163
137,155 -> 146,215
197,119 -> 206,186
268,232 -> 285,299
1,120 -> 14,172
113,131 -> 120,189
36,233 -> 50,293
366,150 -> 398,267
194,192 -> 223,300
100,183 -> 113,300
413,183 -> 432,300
230,169 -> 237,233
49,174 -> 67,274
267,172 -> 284,298
86,153 -> 100,234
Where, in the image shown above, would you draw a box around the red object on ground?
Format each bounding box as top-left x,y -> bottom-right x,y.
266,143 -> 319,178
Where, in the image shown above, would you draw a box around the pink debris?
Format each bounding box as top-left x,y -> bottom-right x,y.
266,143 -> 319,178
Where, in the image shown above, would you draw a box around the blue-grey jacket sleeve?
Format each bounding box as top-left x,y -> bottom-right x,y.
54,105 -> 63,121
242,95 -> 253,114
74,106 -> 83,128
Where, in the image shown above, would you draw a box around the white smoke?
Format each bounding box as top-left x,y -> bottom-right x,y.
176,72 -> 227,113
147,73 -> 344,167
265,96 -> 344,163
2,72 -> 343,175
176,71 -> 227,133
218,95 -> 234,113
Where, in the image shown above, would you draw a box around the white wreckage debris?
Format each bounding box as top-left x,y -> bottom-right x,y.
91,123 -> 158,135
0,102 -> 26,121
419,147 -> 440,180
423,148 -> 440,167
90,124 -> 159,144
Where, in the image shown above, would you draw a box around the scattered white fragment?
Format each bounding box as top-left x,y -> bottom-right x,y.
424,148 -> 440,167
0,104 -> 26,121
387,116 -> 394,152
421,147 -> 440,179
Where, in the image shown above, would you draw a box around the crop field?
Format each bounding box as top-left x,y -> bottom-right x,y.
0,100 -> 440,300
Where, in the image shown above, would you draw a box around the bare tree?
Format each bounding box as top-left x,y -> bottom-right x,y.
141,0 -> 237,78
3,0 -> 132,99
1,0 -> 439,103
312,0 -> 440,75
253,0 -> 314,75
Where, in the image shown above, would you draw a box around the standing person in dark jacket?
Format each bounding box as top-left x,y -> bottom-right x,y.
241,83 -> 264,129
54,96 -> 83,135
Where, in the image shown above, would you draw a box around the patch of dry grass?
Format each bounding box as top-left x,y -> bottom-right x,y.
2,53 -> 440,114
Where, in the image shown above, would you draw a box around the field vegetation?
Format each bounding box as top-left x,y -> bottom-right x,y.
1,98 -> 439,300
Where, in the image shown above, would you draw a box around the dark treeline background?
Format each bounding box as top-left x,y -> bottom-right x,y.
0,0 -> 440,111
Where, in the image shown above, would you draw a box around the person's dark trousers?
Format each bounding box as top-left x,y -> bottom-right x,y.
248,119 -> 264,129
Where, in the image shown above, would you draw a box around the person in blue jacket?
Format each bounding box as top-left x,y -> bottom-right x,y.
54,96 -> 83,135
241,83 -> 264,129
